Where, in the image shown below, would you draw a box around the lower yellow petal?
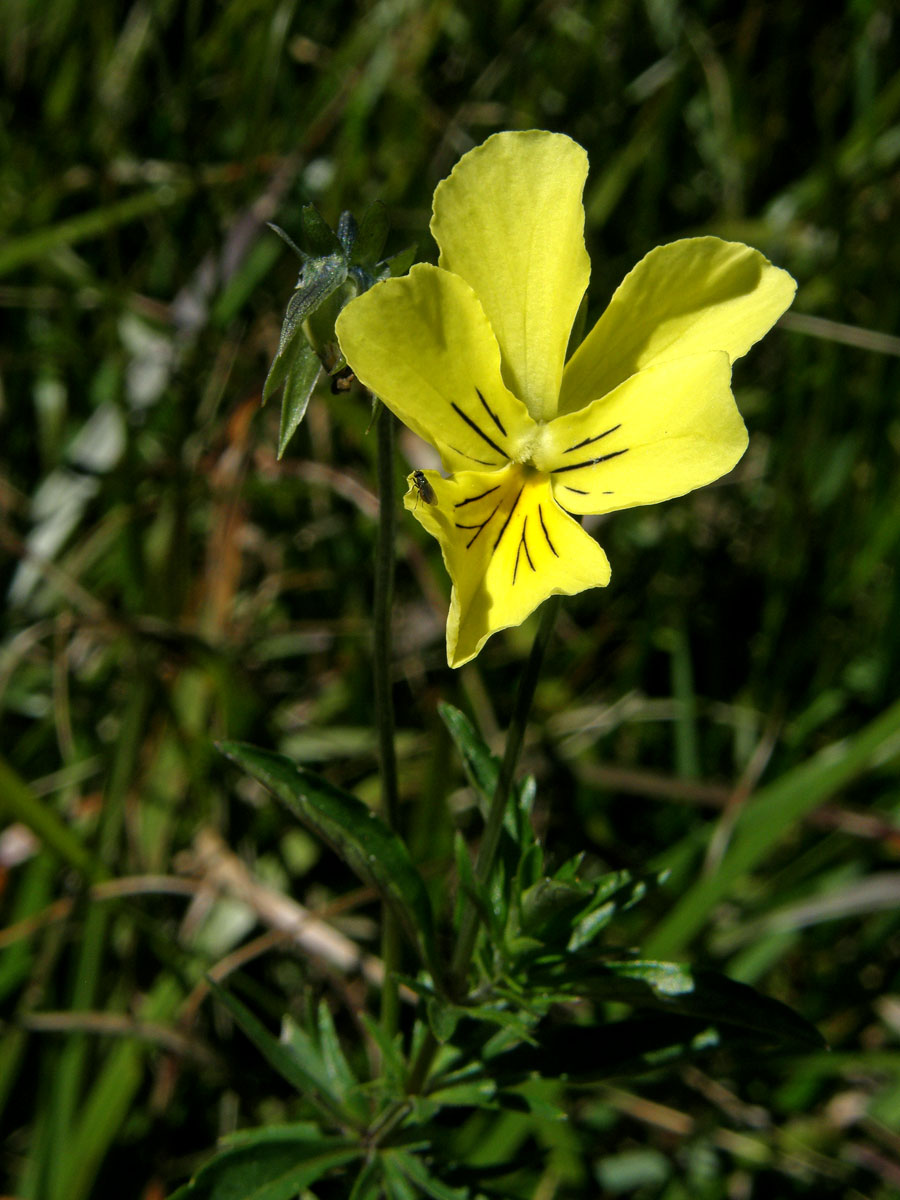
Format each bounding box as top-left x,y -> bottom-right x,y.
404,466 -> 611,668
559,237 -> 795,415
533,352 -> 746,515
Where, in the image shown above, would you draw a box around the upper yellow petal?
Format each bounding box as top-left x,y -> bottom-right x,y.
336,264 -> 535,473
534,351 -> 746,515
431,130 -> 590,423
404,466 -> 610,667
559,237 -> 796,415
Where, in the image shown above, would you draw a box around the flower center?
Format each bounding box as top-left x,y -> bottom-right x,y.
510,420 -> 552,472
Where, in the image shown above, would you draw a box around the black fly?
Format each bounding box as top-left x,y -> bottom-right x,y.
411,470 -> 437,508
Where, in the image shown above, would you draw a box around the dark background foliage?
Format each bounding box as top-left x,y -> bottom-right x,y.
2,1 -> 900,1196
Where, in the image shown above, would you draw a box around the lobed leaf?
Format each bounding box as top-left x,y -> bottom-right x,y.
167,1124 -> 359,1200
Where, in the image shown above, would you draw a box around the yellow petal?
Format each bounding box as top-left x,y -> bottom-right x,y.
534,352 -> 746,515
559,237 -> 796,415
404,466 -> 610,668
431,131 -> 590,423
336,264 -> 534,474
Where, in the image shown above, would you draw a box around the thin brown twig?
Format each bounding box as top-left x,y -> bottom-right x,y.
0,876 -> 203,951
183,828 -> 390,990
779,311 -> 900,357
599,1086 -> 850,1182
178,928 -> 291,1027
18,1010 -> 220,1068
704,716 -> 781,874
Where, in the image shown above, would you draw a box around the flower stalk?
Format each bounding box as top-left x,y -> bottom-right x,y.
450,593 -> 561,991
406,595 -> 560,1097
373,400 -> 401,1037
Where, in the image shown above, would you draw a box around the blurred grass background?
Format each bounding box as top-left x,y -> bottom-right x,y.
2,0 -> 900,1196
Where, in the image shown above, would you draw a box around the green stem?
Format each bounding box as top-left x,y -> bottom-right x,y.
406,595 -> 561,1095
450,594 -> 561,986
373,403 -> 400,1036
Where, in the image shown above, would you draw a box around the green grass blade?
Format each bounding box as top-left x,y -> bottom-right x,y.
0,186 -> 190,276
646,697 -> 900,957
0,757 -> 105,881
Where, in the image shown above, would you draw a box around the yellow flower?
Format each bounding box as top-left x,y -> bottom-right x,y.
336,131 -> 795,668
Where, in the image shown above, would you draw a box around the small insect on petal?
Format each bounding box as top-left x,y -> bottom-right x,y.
412,469 -> 437,508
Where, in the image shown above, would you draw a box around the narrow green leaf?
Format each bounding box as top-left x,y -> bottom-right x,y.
382,1159 -> 419,1200
491,1017 -> 726,1085
357,1013 -> 406,1090
262,296 -> 305,402
426,997 -> 461,1045
169,1127 -> 359,1200
206,979 -> 347,1123
0,853 -> 54,1008
567,869 -> 668,952
263,256 -> 346,406
427,1078 -> 498,1109
516,840 -> 544,895
439,1000 -> 538,1048
217,1121 -> 323,1147
438,705 -> 536,856
300,204 -> 343,256
64,1041 -> 143,1200
646,696 -> 900,956
212,237 -> 282,327
280,1014 -> 342,1103
551,854 -> 587,886
350,202 -> 390,269
385,244 -> 416,277
437,703 -> 498,802
62,977 -> 182,1200
388,1150 -> 470,1200
531,959 -> 824,1050
0,756 -> 106,881
453,831 -> 493,936
348,1158 -> 384,1200
336,209 -> 358,255
315,1000 -> 358,1097
266,222 -> 306,261
276,340 -> 321,458
0,185 -> 189,277
512,774 -> 537,845
217,742 -> 439,979
502,1079 -> 568,1121
519,877 -> 591,934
